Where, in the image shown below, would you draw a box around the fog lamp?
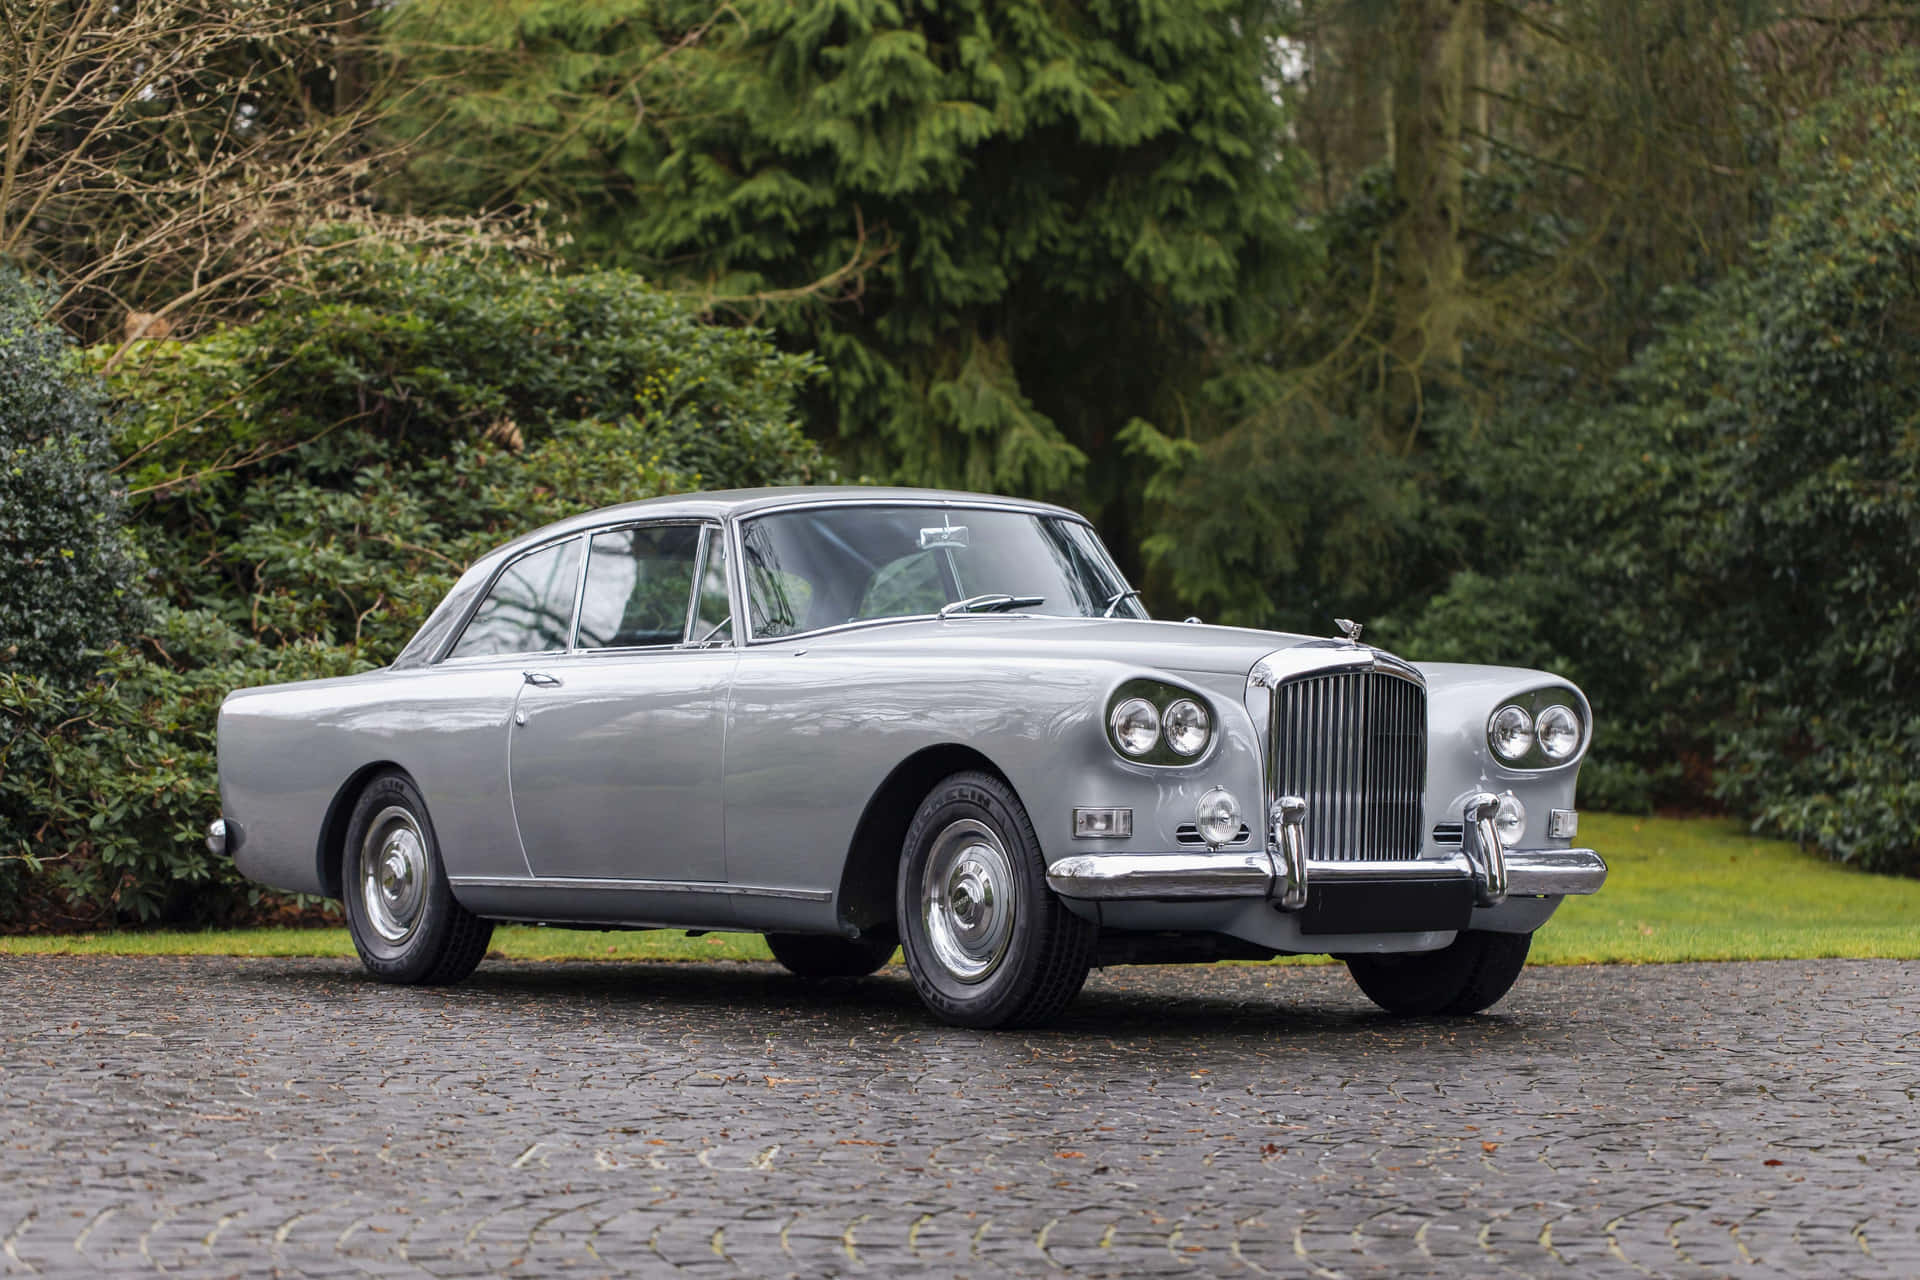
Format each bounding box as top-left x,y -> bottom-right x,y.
1194,788 -> 1241,848
1494,793 -> 1527,847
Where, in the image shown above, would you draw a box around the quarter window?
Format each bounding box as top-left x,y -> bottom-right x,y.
447,538 -> 582,659
690,530 -> 733,645
575,524 -> 704,650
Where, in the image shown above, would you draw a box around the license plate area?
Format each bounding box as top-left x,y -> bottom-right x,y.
1297,876 -> 1475,935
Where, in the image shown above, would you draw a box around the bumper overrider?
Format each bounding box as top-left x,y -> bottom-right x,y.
1046,792 -> 1607,905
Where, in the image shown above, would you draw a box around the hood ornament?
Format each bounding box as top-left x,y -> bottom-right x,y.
1334,617 -> 1364,646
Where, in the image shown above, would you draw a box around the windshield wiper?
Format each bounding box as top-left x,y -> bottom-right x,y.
939,593 -> 1045,617
1103,587 -> 1142,617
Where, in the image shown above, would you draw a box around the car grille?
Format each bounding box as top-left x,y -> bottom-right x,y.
1270,668 -> 1426,861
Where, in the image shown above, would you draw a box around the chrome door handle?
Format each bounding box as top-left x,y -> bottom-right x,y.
522,671 -> 562,687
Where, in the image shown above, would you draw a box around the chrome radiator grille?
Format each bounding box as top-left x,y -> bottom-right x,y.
1270,669 -> 1427,862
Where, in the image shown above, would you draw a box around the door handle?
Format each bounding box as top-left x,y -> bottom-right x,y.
522,671 -> 562,687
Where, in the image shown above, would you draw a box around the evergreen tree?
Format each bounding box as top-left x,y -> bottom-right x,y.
0,274 -> 144,681
384,0 -> 1314,558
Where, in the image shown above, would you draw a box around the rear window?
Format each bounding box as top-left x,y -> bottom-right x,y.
446,538 -> 582,659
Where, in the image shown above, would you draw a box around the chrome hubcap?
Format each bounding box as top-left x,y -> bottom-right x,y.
360,806 -> 428,944
921,818 -> 1018,984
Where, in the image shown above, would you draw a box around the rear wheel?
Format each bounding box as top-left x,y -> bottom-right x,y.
765,932 -> 895,979
896,771 -> 1095,1028
1345,929 -> 1532,1015
341,770 -> 492,985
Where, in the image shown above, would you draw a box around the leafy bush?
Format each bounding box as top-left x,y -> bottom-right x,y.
2,248 -> 830,926
114,245 -> 827,661
1388,68 -> 1920,875
0,609 -> 366,927
0,274 -> 144,681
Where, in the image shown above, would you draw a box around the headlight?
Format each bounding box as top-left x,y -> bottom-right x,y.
1104,680 -> 1216,765
1494,793 -> 1526,847
1110,698 -> 1160,756
1487,687 -> 1588,768
1489,705 -> 1534,762
1163,699 -> 1210,756
1195,788 -> 1241,847
1536,704 -> 1579,761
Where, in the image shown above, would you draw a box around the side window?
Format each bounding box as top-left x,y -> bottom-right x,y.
447,538 -> 582,660
575,524 -> 703,650
690,530 -> 732,645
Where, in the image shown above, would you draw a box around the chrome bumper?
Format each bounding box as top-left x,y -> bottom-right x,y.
1045,846 -> 1606,902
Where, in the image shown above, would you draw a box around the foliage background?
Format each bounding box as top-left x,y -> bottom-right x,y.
1,249 -> 824,925
4,0 -> 1920,926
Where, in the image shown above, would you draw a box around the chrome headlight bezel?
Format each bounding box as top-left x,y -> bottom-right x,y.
1536,704 -> 1580,761
1489,705 -> 1534,762
1486,686 -> 1589,770
1104,679 -> 1216,766
1109,697 -> 1161,757
1163,698 -> 1210,757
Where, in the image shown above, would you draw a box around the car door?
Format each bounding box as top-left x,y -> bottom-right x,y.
422,533 -> 587,881
508,521 -> 736,883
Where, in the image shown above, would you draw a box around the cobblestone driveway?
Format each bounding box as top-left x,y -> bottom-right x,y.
1,955 -> 1916,1278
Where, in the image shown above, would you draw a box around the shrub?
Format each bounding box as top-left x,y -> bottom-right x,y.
0,274 -> 144,681
113,246 -> 827,661
0,609 -> 365,927
2,248 -> 831,925
1388,67 -> 1920,875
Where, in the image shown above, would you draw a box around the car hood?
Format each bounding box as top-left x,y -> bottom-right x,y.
782,615 -> 1337,677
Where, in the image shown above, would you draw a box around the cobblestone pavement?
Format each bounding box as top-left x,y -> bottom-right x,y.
1,956 -> 1916,1279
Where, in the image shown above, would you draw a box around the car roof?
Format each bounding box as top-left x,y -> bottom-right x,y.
489,485 -> 1087,561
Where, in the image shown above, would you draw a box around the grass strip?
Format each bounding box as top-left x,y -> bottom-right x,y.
3,813 -> 1916,964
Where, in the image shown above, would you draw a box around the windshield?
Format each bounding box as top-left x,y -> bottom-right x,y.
738,505 -> 1147,639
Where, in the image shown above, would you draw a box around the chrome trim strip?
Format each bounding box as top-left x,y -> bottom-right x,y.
738,494 -> 1085,522
449,875 -> 833,902
1248,642 -> 1427,692
1045,851 -> 1277,900
1303,856 -> 1469,883
1504,847 -> 1607,896
1041,847 -> 1606,901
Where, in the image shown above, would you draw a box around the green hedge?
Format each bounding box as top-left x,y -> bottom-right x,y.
1,247 -> 829,927
1388,70 -> 1920,876
0,274 -> 144,683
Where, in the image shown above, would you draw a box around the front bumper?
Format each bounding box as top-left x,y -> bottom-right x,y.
1045,846 -> 1606,902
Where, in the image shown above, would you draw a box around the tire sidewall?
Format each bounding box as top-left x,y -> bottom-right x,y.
341,771 -> 462,983
1347,928 -> 1531,1016
896,773 -> 1055,1026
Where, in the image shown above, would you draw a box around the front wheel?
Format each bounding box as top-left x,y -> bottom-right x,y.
1345,929 -> 1532,1016
341,770 -> 493,985
895,771 -> 1096,1028
765,932 -> 895,979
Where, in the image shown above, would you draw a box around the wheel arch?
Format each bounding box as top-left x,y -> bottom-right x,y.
315,761 -> 410,899
835,743 -> 1015,938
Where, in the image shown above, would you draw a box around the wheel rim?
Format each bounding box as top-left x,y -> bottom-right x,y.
920,818 -> 1018,984
359,805 -> 429,944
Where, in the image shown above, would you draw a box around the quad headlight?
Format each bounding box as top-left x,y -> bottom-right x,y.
1486,687 -> 1588,769
1163,699 -> 1210,756
1105,680 -> 1215,765
1536,704 -> 1580,761
1110,698 -> 1161,756
1489,705 -> 1534,762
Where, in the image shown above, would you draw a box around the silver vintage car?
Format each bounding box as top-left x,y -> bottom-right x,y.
215,487 -> 1605,1027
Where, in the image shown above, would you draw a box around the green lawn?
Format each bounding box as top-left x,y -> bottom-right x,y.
4,813 -> 1917,964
